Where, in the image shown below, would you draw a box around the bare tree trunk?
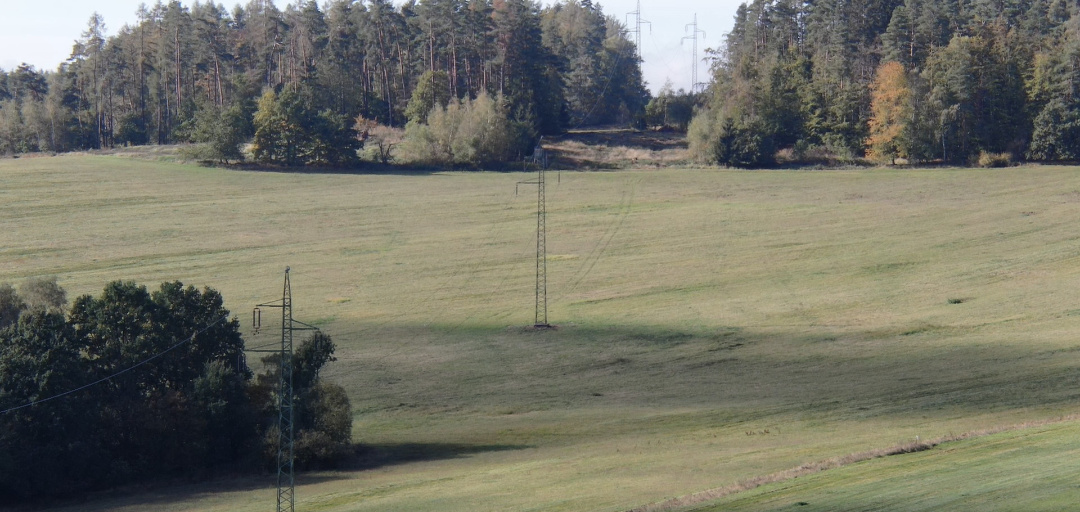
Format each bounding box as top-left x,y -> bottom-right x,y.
464,54 -> 471,97
164,77 -> 171,139
398,44 -> 407,104
428,22 -> 435,73
175,28 -> 182,113
215,57 -> 223,106
376,23 -> 394,126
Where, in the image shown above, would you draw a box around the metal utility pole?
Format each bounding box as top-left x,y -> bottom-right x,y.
517,140 -> 551,328
251,267 -> 320,512
626,0 -> 651,59
534,160 -> 548,327
682,14 -> 707,92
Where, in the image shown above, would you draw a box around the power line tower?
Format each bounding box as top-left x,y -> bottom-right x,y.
517,139 -> 551,328
682,14 -> 707,92
251,267 -> 320,512
626,0 -> 651,59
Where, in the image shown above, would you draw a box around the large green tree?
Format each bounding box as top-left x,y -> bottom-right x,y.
0,278 -> 351,501
1,280 -> 253,500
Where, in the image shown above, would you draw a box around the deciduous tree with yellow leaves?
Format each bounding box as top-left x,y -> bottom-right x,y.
867,61 -> 912,164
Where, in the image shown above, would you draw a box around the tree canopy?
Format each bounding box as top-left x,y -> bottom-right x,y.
691,0 -> 1080,166
0,279 -> 349,502
0,0 -> 649,164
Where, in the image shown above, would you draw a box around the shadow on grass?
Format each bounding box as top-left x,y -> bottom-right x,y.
347,442 -> 533,470
223,161 -> 445,176
33,443 -> 528,511
353,320 -> 1080,420
30,472 -> 347,512
217,160 -> 569,175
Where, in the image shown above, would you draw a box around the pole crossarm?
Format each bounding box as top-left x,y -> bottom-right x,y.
290,319 -> 321,331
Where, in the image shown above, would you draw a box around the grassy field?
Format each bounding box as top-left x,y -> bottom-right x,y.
680,419 -> 1080,511
3,155 -> 1080,511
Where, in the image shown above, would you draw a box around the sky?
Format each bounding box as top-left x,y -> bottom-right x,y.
0,0 -> 741,94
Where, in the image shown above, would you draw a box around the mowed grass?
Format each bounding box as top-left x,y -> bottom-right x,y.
3,155 -> 1080,511
682,420 -> 1080,511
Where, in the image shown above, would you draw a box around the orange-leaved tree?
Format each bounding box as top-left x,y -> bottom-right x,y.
866,61 -> 913,164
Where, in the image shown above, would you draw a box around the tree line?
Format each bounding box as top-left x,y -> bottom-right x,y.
0,0 -> 649,165
690,0 -> 1080,166
0,278 -> 350,501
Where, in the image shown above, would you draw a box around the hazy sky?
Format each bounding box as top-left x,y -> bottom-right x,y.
0,0 -> 740,93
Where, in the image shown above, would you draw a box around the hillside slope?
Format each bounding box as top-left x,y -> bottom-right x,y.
2,156 -> 1080,510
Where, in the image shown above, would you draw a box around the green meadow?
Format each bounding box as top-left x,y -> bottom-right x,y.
678,418 -> 1080,511
4,155 -> 1080,511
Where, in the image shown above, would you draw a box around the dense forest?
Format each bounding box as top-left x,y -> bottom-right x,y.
690,0 -> 1080,166
0,0 -> 648,165
0,278 -> 350,501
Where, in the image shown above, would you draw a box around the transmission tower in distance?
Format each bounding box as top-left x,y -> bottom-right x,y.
682,14 -> 707,92
250,267 -> 320,512
626,0 -> 651,59
517,139 -> 552,328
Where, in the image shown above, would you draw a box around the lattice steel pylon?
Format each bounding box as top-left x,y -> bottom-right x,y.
683,14 -> 707,92
534,161 -> 548,327
626,0 -> 651,60
253,268 -> 298,512
276,269 -> 295,512
250,269 -> 320,511
517,141 -> 551,328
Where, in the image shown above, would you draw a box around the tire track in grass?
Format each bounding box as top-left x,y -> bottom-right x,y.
445,170 -> 582,328
324,180 -> 533,375
441,186 -> 540,329
473,173 -> 639,325
557,176 -> 640,304
370,182 -> 520,330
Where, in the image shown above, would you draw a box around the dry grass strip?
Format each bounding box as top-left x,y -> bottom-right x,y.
626,414 -> 1080,512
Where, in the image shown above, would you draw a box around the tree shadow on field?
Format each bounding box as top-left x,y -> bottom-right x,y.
226,161 -> 445,176
361,321 -> 1080,421
33,473 -> 349,512
29,444 -> 529,511
347,442 -> 533,470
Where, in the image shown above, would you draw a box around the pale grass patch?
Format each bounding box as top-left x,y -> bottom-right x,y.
545,254 -> 580,261
543,131 -> 690,169
629,414 -> 1080,512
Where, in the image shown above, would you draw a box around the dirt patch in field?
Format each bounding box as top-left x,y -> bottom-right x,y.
542,128 -> 691,170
